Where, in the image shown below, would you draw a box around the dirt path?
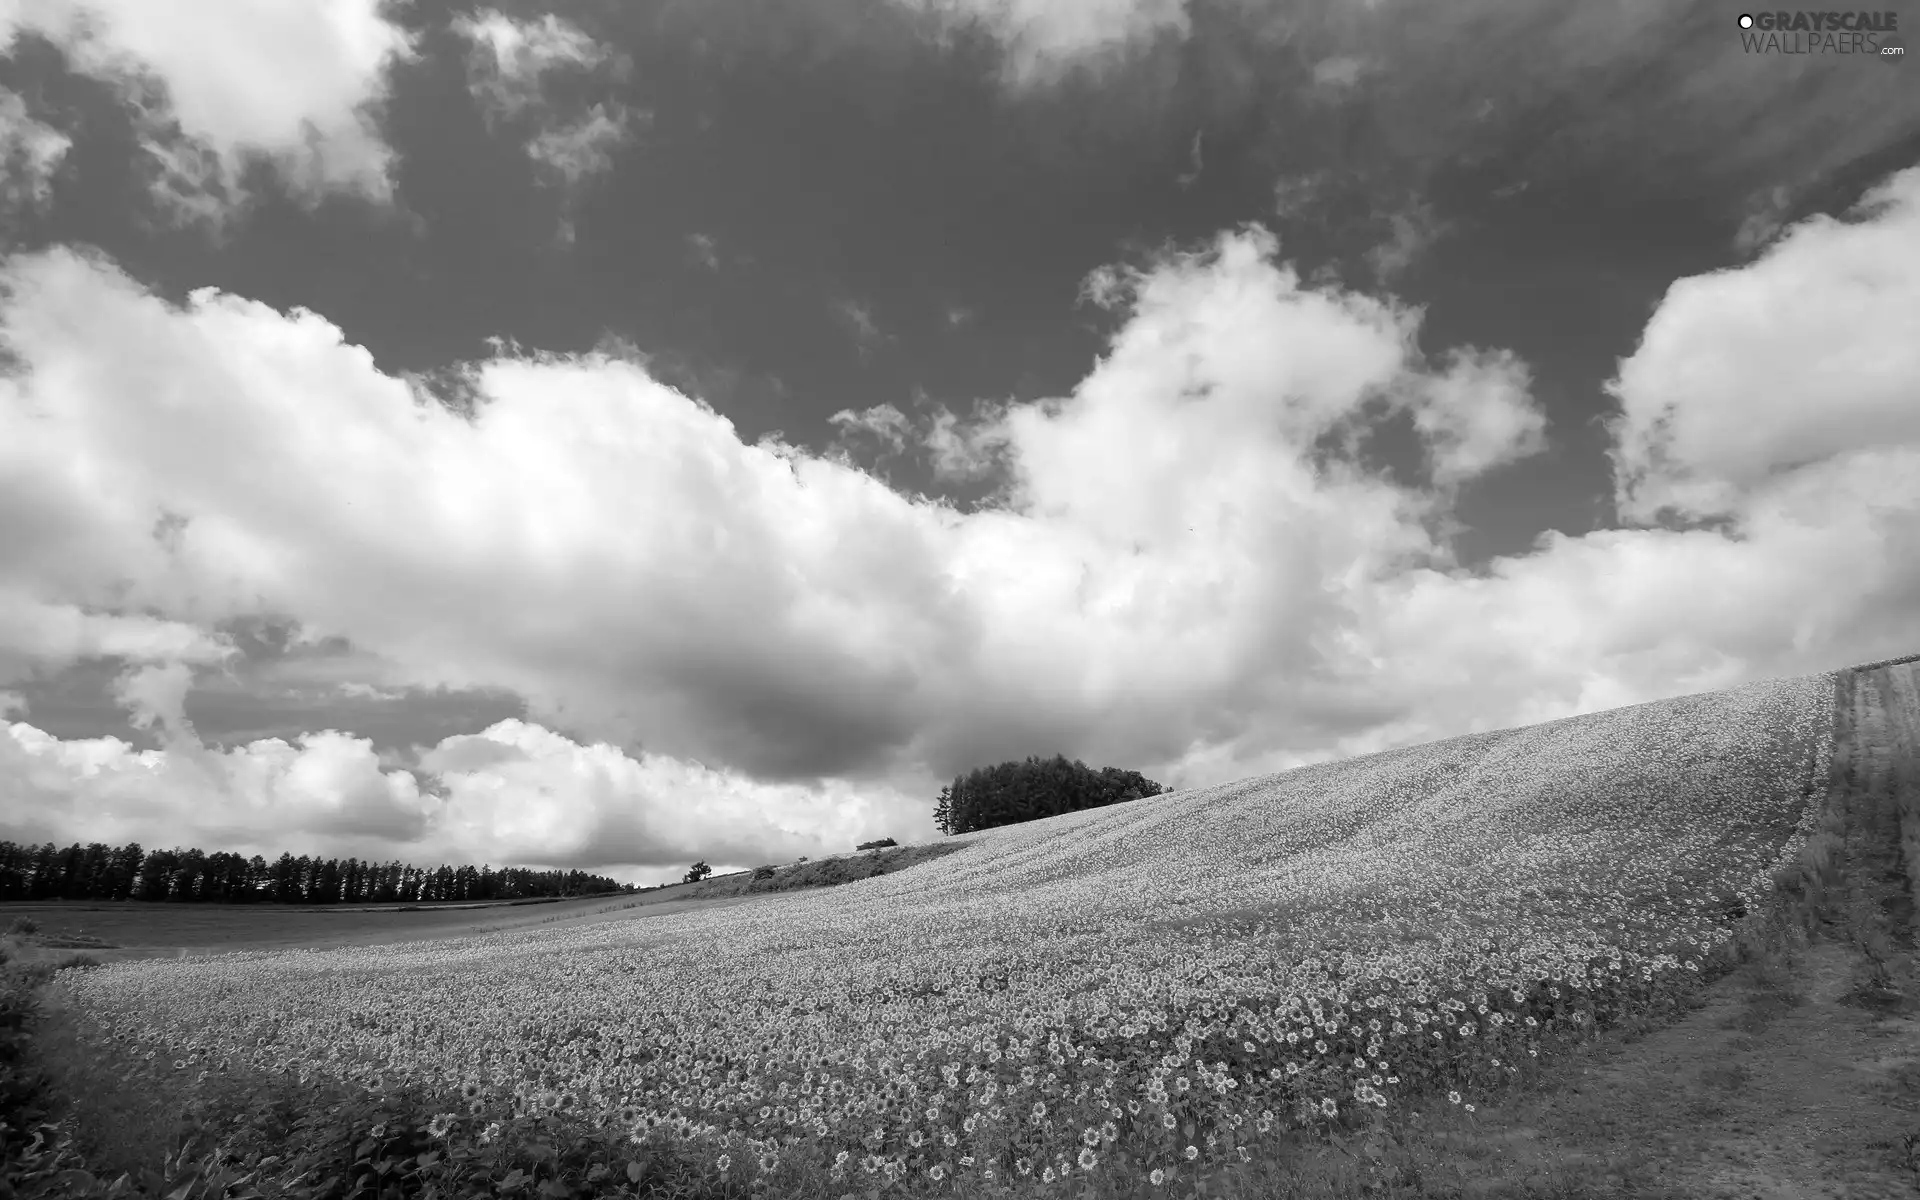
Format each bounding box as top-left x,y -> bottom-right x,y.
1513,939 -> 1920,1199
1298,664 -> 1920,1199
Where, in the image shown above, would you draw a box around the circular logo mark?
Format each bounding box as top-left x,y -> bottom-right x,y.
1738,13 -> 1754,28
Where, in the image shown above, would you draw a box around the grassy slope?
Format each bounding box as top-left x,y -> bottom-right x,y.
1235,660 -> 1920,1199
3,663 -> 1917,1198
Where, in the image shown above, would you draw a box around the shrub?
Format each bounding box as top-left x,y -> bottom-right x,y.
751,866 -> 777,881
856,838 -> 897,851
682,861 -> 712,884
8,917 -> 38,937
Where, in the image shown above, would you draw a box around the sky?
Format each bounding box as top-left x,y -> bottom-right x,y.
0,0 -> 1916,887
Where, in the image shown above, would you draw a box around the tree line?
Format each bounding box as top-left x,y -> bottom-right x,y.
0,840 -> 630,904
934,753 -> 1165,836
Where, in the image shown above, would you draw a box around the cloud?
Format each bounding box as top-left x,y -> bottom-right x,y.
0,719 -> 439,855
890,0 -> 1917,243
829,403 -> 915,457
2,170 -> 1918,873
110,660 -> 196,737
0,595 -> 233,689
831,297 -> 889,360
1732,183 -> 1795,255
527,104 -> 635,188
1609,166 -> 1920,525
0,0 -> 414,220
452,10 -> 620,124
0,87 -> 71,215
686,232 -> 722,271
922,403 -> 1013,483
1345,0 -> 1920,207
453,10 -> 639,194
1309,55 -> 1365,90
416,731 -> 528,775
1272,171 -> 1334,221
1364,197 -> 1450,285
0,712 -> 907,877
1408,348 -> 1546,487
891,0 -> 1192,87
336,681 -> 406,702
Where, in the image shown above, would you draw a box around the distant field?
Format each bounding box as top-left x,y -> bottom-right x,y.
0,889 -> 773,960
0,841 -> 969,961
49,670 -> 1841,1195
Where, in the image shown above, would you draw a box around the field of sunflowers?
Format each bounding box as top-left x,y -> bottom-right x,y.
44,671 -> 1841,1196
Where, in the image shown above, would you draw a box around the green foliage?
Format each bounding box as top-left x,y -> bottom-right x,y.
751,866 -> 777,881
682,861 -> 712,884
854,838 -> 896,851
935,753 -> 1166,835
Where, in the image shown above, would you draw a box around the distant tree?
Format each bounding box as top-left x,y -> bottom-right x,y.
683,861 -> 712,884
172,848 -> 210,901
935,754 -> 1165,835
24,843 -> 57,900
0,839 -> 623,906
933,784 -> 954,836
109,843 -> 146,901
78,842 -> 114,899
135,849 -> 178,901
318,857 -> 346,904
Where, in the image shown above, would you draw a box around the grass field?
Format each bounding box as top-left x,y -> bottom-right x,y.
0,890 -> 770,962
2,662 -> 1917,1199
0,843 -> 974,962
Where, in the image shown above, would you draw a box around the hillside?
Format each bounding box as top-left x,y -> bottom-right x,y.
3,660 -> 1916,1199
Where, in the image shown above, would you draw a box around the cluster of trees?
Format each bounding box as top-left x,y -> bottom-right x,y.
0,840 -> 629,904
934,754 -> 1165,836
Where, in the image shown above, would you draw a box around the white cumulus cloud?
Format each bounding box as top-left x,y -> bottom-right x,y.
1609,167 -> 1920,525
0,0 -> 414,219
1,169 -> 1917,875
453,8 -> 640,204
